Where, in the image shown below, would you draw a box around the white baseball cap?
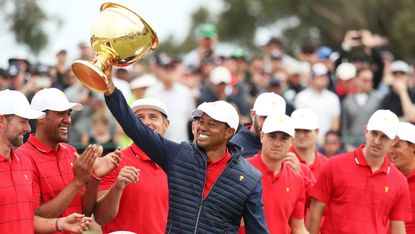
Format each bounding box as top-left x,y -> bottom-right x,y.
130,98 -> 168,118
253,92 -> 286,116
311,63 -> 328,77
336,62 -> 356,81
391,60 -> 410,74
396,122 -> 415,144
291,108 -> 319,130
31,88 -> 83,112
210,66 -> 231,85
367,109 -> 399,139
192,100 -> 239,130
130,74 -> 157,90
262,113 -> 295,137
0,89 -> 45,119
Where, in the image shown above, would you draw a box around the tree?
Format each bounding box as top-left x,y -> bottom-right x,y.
2,0 -> 49,55
215,0 -> 415,61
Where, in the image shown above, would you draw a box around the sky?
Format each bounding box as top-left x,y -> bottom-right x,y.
0,0 -> 223,67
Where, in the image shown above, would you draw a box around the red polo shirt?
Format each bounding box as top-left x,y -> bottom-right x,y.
311,145 -> 411,234
290,146 -> 328,180
247,153 -> 306,234
17,135 -> 83,223
99,144 -> 168,234
0,150 -> 34,233
406,169 -> 415,234
203,149 -> 231,199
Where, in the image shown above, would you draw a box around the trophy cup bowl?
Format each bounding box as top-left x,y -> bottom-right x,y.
72,2 -> 158,92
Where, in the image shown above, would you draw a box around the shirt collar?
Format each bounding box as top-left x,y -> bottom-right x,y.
354,144 -> 391,174
27,134 -> 55,153
406,168 -> 415,181
0,149 -> 19,162
253,152 -> 285,179
130,143 -> 152,162
207,149 -> 231,165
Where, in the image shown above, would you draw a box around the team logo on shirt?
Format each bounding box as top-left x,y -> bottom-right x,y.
384,186 -> 389,192
24,174 -> 28,180
286,187 -> 290,192
239,175 -> 244,181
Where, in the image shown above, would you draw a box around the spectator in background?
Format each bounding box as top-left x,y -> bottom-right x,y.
183,23 -> 218,70
335,62 -> 357,100
129,73 -> 157,101
342,67 -> 381,148
78,41 -> 93,61
146,53 -> 194,142
294,63 -> 341,143
389,122 -> 415,234
243,56 -> 267,99
308,110 -> 411,234
334,30 -> 385,90
0,68 -> 9,90
82,111 -> 116,155
197,66 -> 232,105
316,46 -> 336,92
318,130 -> 345,157
380,60 -> 415,122
7,53 -> 32,93
222,49 -> 251,119
49,48 -> 69,90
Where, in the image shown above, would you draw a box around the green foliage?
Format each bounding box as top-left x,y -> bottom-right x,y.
6,0 -> 48,55
211,0 -> 415,61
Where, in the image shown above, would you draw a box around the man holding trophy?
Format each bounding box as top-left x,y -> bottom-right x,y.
71,3 -> 268,233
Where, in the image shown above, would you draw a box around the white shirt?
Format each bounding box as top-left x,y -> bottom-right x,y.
145,81 -> 195,143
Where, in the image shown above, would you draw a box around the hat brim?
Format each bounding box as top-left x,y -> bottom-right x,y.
131,105 -> 168,118
15,109 -> 45,120
48,103 -> 83,112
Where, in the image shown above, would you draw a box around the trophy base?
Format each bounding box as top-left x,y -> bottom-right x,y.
72,60 -> 109,93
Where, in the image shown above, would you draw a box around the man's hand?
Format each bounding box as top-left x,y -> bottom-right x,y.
114,166 -> 140,191
392,78 -> 408,95
60,213 -> 92,233
103,59 -> 115,95
343,30 -> 362,48
93,147 -> 122,178
284,152 -> 301,173
73,144 -> 98,185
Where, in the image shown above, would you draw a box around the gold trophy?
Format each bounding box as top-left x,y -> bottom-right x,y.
72,2 -> 158,92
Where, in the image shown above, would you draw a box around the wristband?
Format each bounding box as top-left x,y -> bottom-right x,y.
55,218 -> 62,232
91,172 -> 102,181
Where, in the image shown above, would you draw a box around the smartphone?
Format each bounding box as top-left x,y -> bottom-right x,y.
351,35 -> 362,40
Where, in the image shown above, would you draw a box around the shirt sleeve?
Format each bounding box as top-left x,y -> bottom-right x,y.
292,177 -> 306,219
105,88 -> 181,172
389,178 -> 412,221
310,160 -> 333,204
243,180 -> 269,234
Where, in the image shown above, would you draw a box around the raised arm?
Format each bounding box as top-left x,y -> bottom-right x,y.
103,66 -> 180,171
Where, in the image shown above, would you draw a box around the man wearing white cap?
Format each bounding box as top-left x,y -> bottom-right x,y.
104,68 -> 269,233
289,108 -> 328,180
197,66 -> 232,106
231,92 -> 286,158
380,60 -> 415,122
308,110 -> 411,234
294,63 -> 341,143
0,89 -> 92,233
389,122 -> 415,233
94,98 -> 169,234
17,88 -> 121,222
241,114 -> 307,234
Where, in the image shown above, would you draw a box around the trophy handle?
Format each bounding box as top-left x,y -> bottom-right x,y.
72,58 -> 109,92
